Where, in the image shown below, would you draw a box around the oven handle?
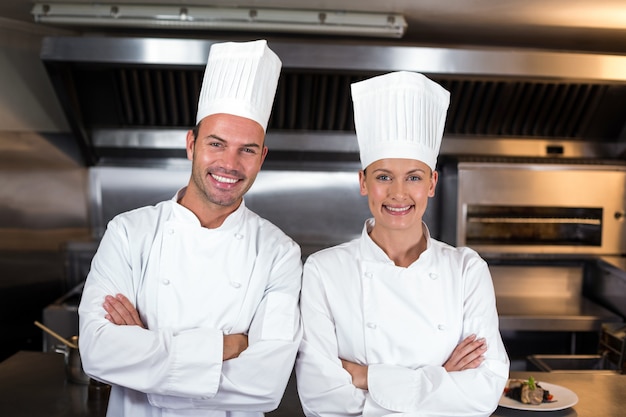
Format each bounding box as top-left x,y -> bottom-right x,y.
468,217 -> 601,225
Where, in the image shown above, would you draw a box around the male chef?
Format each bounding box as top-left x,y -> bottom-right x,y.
78,39 -> 302,417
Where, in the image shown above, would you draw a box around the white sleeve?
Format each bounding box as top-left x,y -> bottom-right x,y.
366,257 -> 510,416
79,220 -> 225,399
149,245 -> 303,411
295,257 -> 367,417
79,219 -> 303,412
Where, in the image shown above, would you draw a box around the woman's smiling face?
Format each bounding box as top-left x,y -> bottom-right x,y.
359,158 -> 438,233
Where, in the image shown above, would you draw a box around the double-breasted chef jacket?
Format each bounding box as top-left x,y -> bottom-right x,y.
79,188 -> 303,417
296,219 -> 510,417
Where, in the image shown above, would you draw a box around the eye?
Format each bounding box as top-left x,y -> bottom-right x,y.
407,175 -> 422,181
376,174 -> 391,181
208,141 -> 223,148
242,147 -> 257,154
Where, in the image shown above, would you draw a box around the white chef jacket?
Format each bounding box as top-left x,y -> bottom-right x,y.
78,188 -> 303,417
295,219 -> 509,417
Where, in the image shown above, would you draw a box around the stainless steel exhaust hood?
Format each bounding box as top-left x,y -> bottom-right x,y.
40,36 -> 626,166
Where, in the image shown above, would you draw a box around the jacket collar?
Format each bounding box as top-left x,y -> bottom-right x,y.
171,187 -> 247,230
359,218 -> 432,266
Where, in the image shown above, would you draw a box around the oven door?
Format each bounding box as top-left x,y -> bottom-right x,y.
455,161 -> 626,257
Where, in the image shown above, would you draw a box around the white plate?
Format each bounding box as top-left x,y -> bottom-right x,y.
499,381 -> 579,411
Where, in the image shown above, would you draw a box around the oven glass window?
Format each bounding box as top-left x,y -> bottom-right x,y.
465,205 -> 603,246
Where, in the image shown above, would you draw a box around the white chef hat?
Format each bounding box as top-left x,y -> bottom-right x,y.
196,39 -> 282,132
351,71 -> 450,171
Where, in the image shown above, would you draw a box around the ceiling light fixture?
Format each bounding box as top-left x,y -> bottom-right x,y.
31,4 -> 407,38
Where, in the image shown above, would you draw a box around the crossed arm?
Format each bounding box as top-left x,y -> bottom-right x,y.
103,294 -> 248,361
105,289 -> 485,389
340,334 -> 487,390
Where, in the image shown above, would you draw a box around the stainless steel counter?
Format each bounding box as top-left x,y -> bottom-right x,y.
493,371 -> 626,417
1,351 -> 624,416
0,351 -> 106,417
0,351 -> 301,416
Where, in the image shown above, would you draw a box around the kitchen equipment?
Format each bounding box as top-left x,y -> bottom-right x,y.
599,322 -> 626,373
452,160 -> 626,257
527,354 -> 618,373
527,323 -> 625,373
439,159 -> 626,364
42,282 -> 83,352
35,321 -> 88,384
448,160 -> 625,330
88,377 -> 111,404
38,36 -> 626,167
34,320 -> 77,349
55,335 -> 89,385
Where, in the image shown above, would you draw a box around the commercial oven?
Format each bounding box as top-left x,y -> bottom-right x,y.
440,159 -> 626,369
454,160 -> 626,256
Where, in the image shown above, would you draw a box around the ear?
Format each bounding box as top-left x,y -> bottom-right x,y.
185,129 -> 195,161
429,170 -> 439,198
260,145 -> 269,165
358,170 -> 368,196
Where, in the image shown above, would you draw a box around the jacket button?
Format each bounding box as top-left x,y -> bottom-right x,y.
162,279 -> 170,285
364,272 -> 373,279
429,272 -> 438,280
437,324 -> 446,330
234,233 -> 244,240
230,281 -> 241,288
366,322 -> 377,329
168,228 -> 175,235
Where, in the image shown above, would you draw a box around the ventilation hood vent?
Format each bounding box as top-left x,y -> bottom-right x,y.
41,36 -> 626,166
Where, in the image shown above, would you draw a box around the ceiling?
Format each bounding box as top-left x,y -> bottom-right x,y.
2,0 -> 626,53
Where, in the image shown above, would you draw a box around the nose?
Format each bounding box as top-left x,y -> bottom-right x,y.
389,180 -> 407,199
220,147 -> 240,170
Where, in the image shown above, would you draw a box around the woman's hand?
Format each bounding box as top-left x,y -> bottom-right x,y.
444,334 -> 487,372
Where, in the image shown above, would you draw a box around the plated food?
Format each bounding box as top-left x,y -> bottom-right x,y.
499,378 -> 579,412
504,376 -> 553,405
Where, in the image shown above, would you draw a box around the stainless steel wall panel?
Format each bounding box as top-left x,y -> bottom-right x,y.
90,165 -> 439,257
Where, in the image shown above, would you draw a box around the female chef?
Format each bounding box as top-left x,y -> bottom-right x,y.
295,71 -> 510,416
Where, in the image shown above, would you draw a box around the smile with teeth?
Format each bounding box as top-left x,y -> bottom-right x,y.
385,205 -> 412,213
211,173 -> 239,184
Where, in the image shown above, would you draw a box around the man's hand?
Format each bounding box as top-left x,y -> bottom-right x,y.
341,359 -> 368,390
223,334 -> 248,361
103,294 -> 146,328
443,334 -> 487,372
103,294 -> 248,361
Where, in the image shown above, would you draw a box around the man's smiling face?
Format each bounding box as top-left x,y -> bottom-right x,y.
187,113 -> 268,210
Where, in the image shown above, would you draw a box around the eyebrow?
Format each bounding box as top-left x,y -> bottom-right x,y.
206,134 -> 262,149
373,167 -> 427,175
407,169 -> 427,175
207,134 -> 225,142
